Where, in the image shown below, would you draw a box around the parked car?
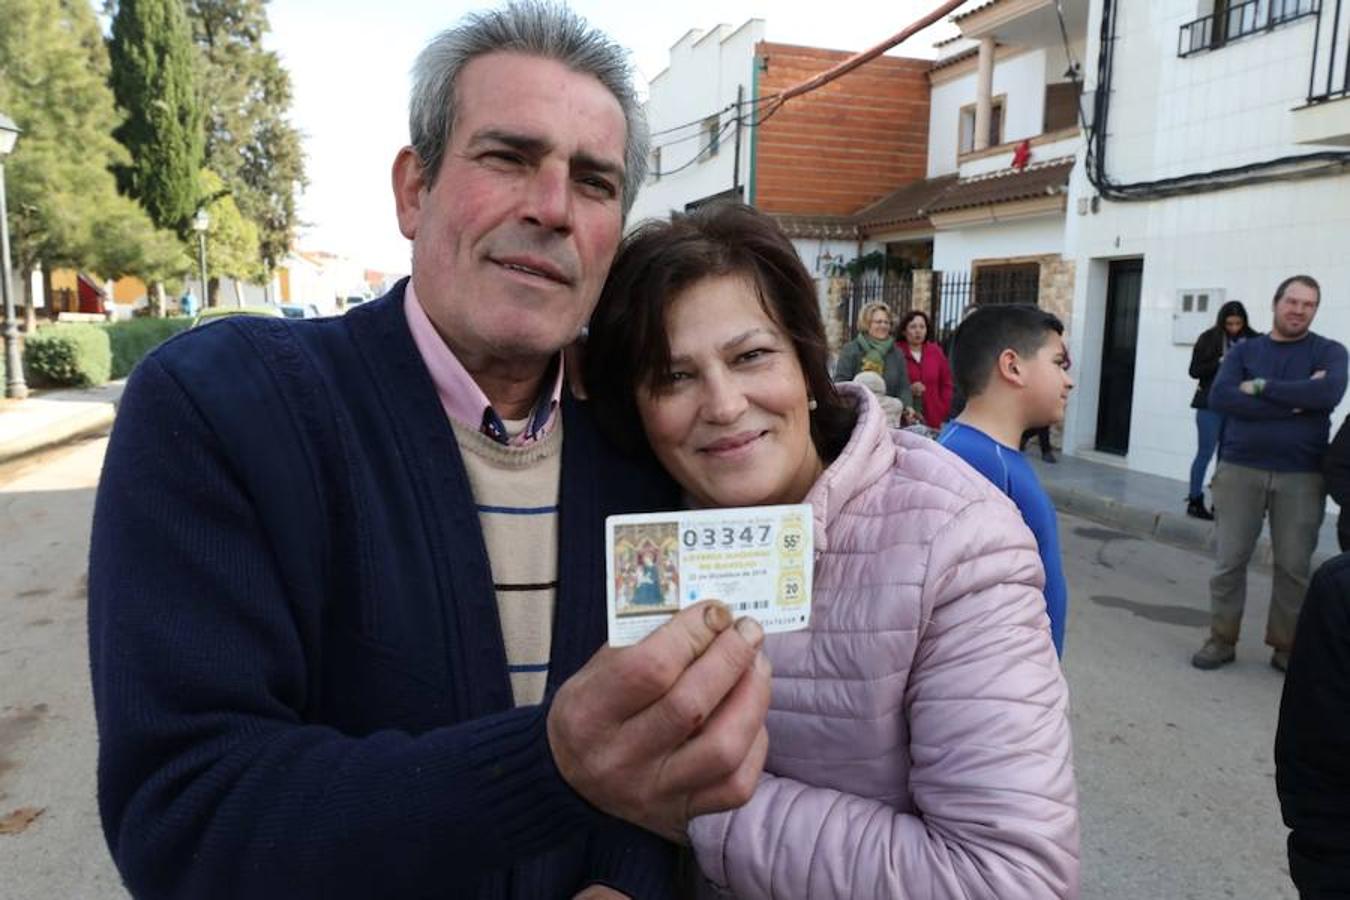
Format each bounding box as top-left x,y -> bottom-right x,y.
191,305 -> 284,328
279,303 -> 323,320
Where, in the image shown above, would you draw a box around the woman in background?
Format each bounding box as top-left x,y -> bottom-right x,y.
898,308 -> 954,428
1187,300 -> 1258,519
833,302 -> 913,409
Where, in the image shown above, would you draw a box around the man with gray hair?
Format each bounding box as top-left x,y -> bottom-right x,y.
88,4 -> 770,898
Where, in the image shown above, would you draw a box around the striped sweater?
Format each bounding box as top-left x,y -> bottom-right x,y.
453,418 -> 562,706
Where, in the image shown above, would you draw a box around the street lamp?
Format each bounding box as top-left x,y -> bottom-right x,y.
0,111 -> 26,400
192,207 -> 209,309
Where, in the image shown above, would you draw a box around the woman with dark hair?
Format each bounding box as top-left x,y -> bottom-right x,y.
898,308 -> 954,428
586,204 -> 1078,899
1187,300 -> 1258,518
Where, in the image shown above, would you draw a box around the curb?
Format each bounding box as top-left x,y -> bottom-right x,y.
0,402 -> 118,466
1045,482 -> 1337,571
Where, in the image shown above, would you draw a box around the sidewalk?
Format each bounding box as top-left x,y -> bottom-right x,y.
1029,451 -> 1341,570
0,381 -> 125,465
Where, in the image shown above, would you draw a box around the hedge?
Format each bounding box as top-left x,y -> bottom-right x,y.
24,324 -> 112,388
105,317 -> 191,379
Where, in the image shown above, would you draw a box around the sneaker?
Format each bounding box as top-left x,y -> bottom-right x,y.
1186,495 -> 1215,521
1041,450 -> 1058,464
1270,650 -> 1290,672
1191,638 -> 1236,669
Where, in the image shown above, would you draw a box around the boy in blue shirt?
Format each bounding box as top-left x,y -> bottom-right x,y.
938,305 -> 1074,656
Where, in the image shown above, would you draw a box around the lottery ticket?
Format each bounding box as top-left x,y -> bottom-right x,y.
605,504 -> 813,648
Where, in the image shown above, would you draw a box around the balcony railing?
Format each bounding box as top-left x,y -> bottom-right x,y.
1178,0 -> 1320,57
1309,0 -> 1350,101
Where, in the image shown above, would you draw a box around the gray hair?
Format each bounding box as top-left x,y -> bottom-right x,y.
409,1 -> 649,216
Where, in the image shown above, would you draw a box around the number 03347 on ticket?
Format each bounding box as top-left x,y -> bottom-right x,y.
604,504 -> 813,648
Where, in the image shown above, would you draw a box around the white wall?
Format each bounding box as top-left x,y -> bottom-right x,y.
627,21 -> 763,225
932,213 -> 1066,274
1061,2 -> 1350,482
1095,5 -> 1323,185
1063,176 -> 1350,480
928,49 -> 1050,178
790,237 -> 872,278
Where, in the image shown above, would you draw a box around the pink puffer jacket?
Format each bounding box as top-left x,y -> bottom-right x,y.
688,385 -> 1079,899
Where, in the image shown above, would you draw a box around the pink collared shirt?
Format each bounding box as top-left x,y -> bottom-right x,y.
404,283 -> 563,445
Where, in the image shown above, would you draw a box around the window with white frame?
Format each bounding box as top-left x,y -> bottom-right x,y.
958,97 -> 1005,155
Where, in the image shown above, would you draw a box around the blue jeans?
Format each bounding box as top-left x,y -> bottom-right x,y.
1189,409 -> 1224,497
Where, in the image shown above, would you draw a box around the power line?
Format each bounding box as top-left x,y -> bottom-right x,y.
646,0 -> 973,180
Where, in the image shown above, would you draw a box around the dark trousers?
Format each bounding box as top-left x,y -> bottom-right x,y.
1020,427 -> 1051,455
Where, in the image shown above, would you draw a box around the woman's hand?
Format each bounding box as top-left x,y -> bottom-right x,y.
910,381 -> 926,397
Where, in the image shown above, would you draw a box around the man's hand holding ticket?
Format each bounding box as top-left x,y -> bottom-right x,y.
606,504 -> 813,647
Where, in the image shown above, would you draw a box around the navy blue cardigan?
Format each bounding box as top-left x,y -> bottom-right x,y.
88,285 -> 679,899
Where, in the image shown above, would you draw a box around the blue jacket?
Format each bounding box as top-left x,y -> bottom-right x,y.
1210,332 -> 1348,472
88,284 -> 679,899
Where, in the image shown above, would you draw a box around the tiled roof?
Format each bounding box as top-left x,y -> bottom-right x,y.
772,157 -> 1073,240
953,0 -> 1004,23
853,174 -> 959,231
769,213 -> 859,240
925,157 -> 1074,214
930,46 -> 979,72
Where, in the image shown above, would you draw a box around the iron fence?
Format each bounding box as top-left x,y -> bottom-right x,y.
1179,0 -> 1319,57
930,268 -> 1043,346
1309,0 -> 1350,101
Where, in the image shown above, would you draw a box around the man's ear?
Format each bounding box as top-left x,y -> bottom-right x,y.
995,348 -> 1026,387
392,146 -> 428,241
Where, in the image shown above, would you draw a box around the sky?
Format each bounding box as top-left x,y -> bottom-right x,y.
264,0 -> 959,275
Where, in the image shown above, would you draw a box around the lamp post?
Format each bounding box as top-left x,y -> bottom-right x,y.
0,112 -> 26,400
192,208 -> 209,308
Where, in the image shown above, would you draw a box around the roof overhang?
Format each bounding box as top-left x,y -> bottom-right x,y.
930,193 -> 1066,229
954,0 -> 1088,48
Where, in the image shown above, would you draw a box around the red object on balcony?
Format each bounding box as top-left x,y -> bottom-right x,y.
77,273 -> 108,314
1011,140 -> 1032,170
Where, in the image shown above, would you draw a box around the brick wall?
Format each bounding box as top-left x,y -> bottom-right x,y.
754,42 -> 930,217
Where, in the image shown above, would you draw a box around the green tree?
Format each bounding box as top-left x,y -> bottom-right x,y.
108,0 -> 203,236
197,167 -> 262,306
0,0 -> 187,320
186,0 -> 305,272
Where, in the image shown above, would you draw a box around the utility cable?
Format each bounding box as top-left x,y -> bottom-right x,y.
1086,0 -> 1350,201
647,0 -> 972,178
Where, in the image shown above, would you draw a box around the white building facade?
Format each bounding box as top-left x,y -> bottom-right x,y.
627,21 -> 762,226
855,0 -> 1088,343
1061,0 -> 1350,481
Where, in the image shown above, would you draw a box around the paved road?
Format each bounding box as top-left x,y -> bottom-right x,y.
0,436 -> 1301,898
1063,520 -> 1295,900
0,435 -> 125,898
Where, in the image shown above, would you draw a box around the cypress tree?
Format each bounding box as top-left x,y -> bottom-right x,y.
108,0 -> 204,237
187,0 -> 306,273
